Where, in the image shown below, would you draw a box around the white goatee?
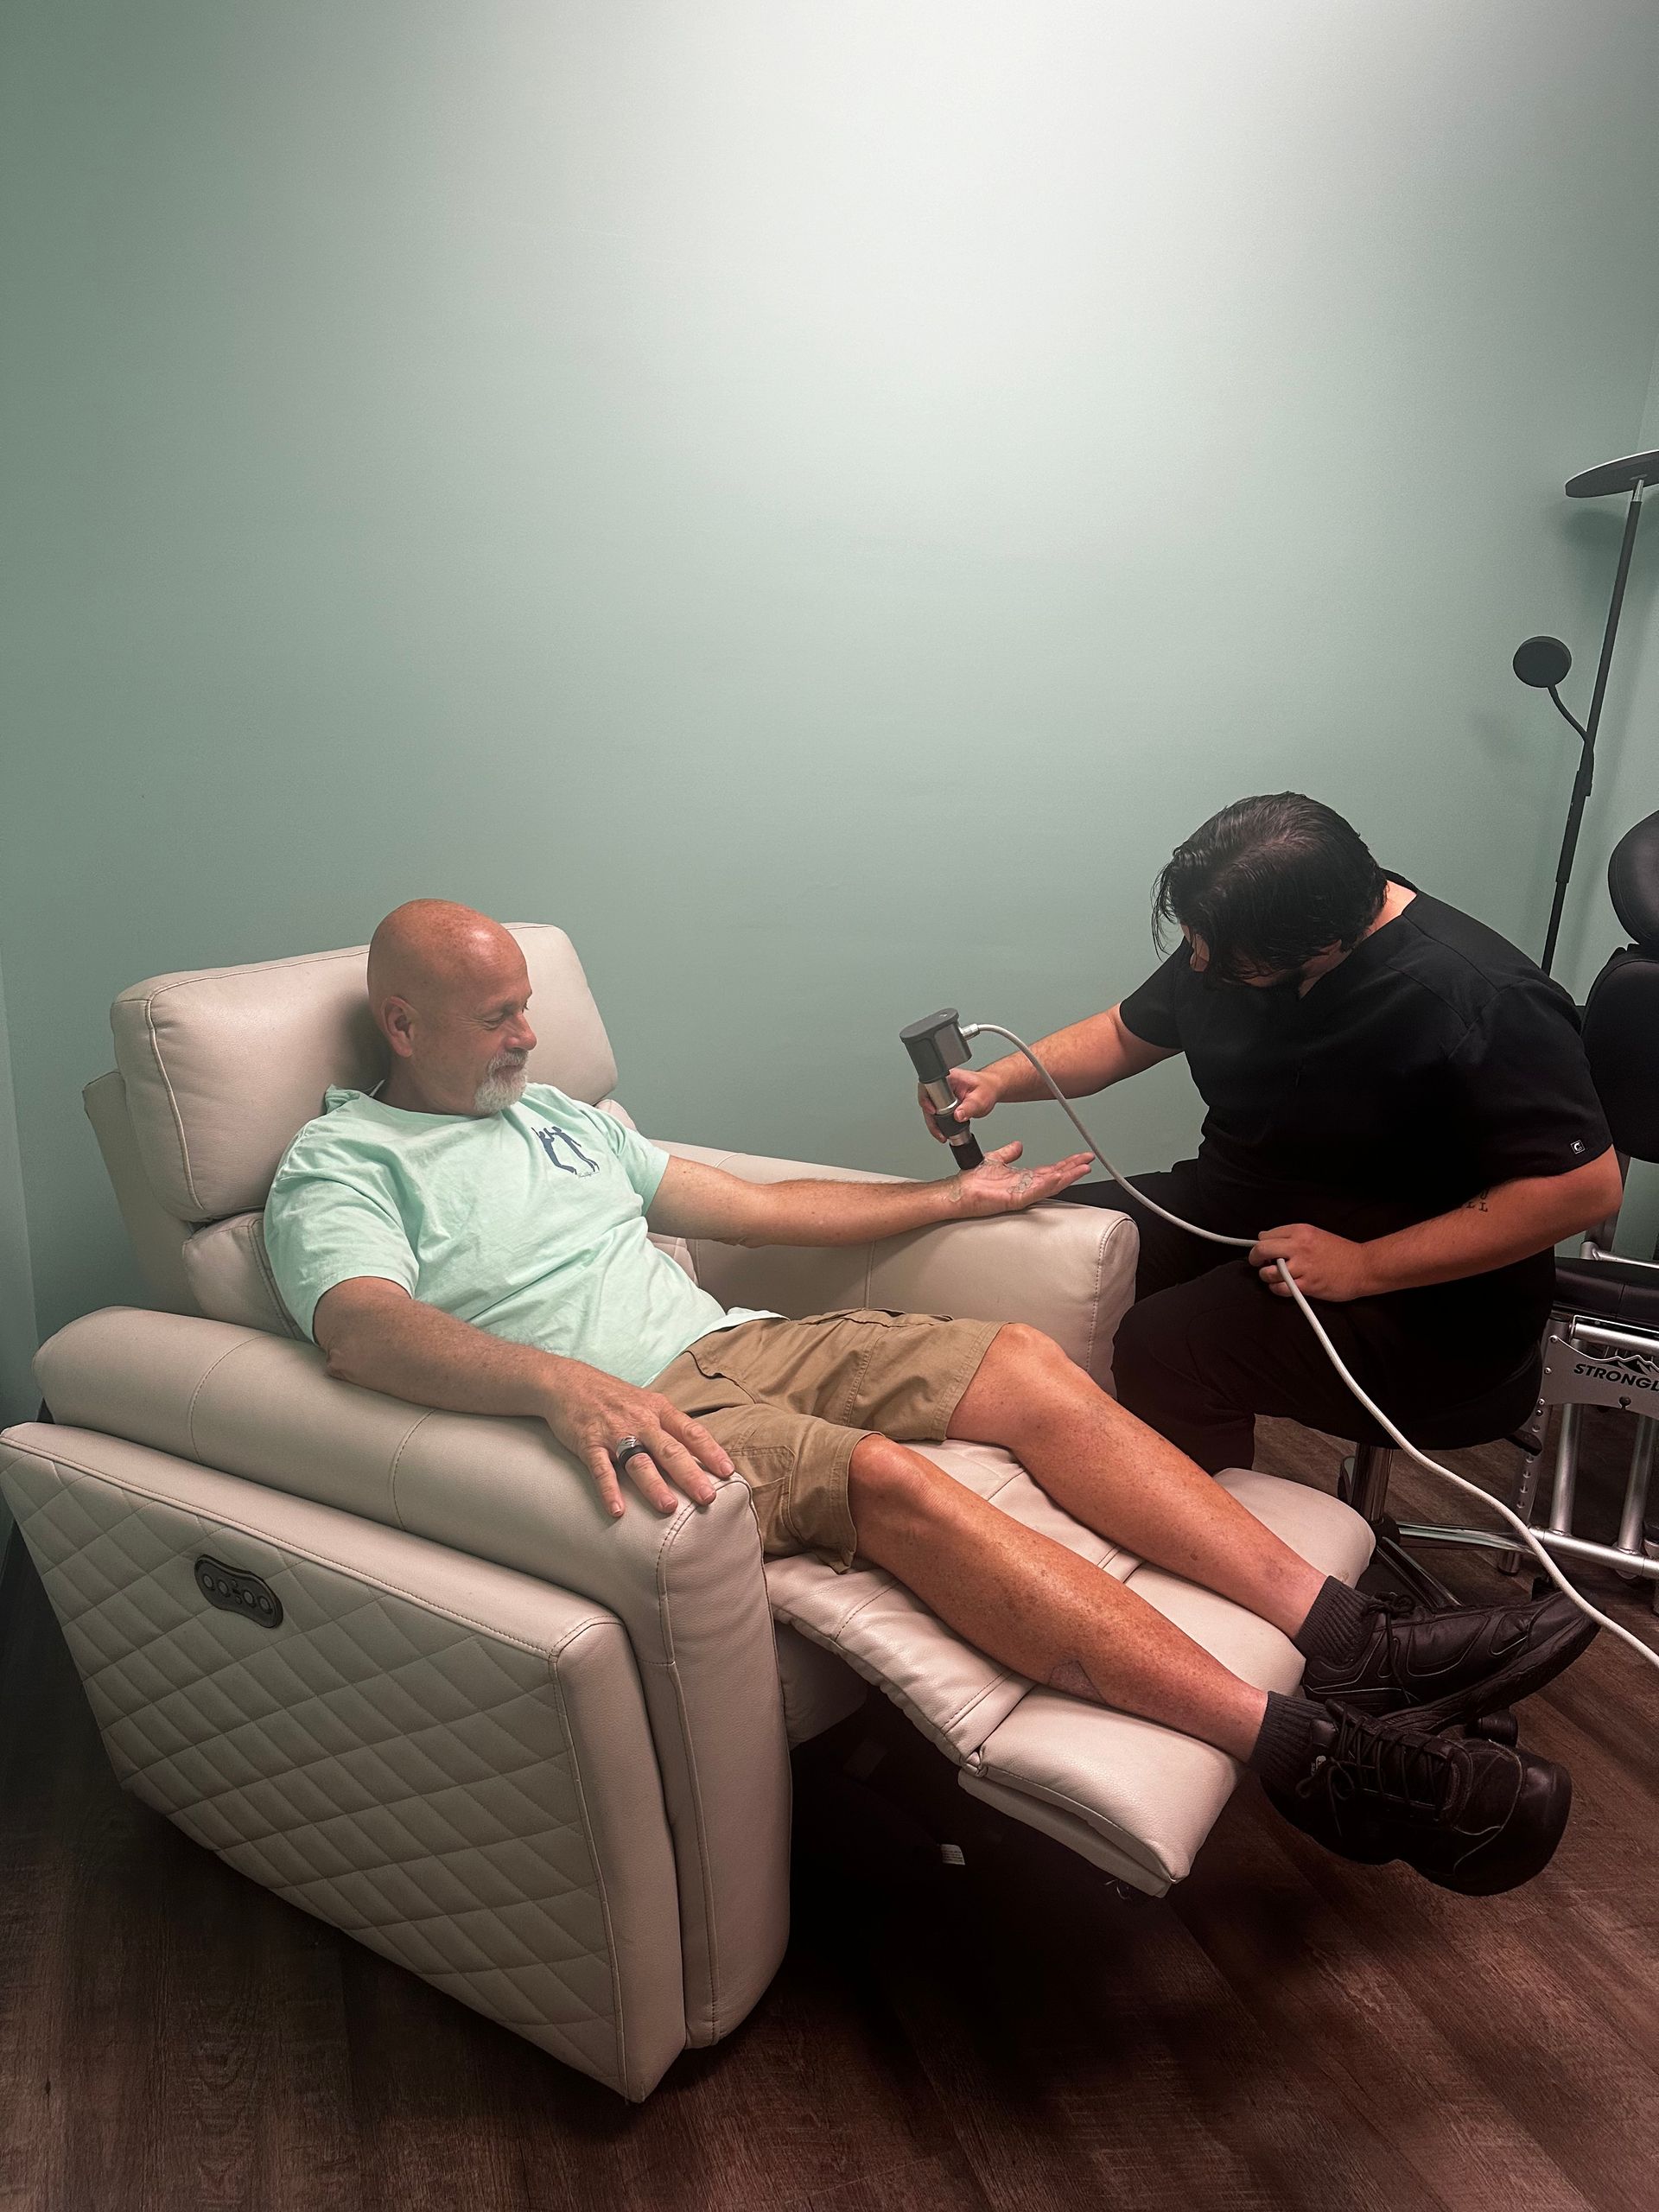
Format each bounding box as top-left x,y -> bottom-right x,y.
473,1062 -> 529,1115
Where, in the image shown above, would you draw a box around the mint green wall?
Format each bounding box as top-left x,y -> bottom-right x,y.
5,2 -> 1659,1340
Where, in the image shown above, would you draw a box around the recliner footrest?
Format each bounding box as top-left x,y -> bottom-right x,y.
767,1455 -> 1375,1896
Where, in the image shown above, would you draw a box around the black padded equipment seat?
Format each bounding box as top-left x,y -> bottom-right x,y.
1545,815 -> 1659,1325
1520,810 -> 1659,1599
1579,811 -> 1659,1158
1569,808 -> 1659,1313
1554,1254 -> 1659,1331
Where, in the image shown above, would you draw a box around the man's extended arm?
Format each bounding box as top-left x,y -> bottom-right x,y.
1249,1148 -> 1624,1301
645,1141 -> 1092,1246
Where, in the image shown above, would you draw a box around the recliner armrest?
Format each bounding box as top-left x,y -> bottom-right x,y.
28,1305 -> 789,2049
658,1141 -> 1139,1390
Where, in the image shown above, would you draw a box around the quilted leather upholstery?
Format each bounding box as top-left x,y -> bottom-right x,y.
29,1312 -> 794,2054
0,1433 -> 687,2100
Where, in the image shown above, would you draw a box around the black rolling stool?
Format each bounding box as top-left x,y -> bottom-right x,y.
1343,807 -> 1659,1605
1338,1361 -> 1547,1608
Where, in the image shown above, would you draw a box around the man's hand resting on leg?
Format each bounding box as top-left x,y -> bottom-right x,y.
314,1277 -> 734,1521
536,1363 -> 735,1520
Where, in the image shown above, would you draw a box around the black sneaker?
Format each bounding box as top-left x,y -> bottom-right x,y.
1302,1588 -> 1596,1720
1263,1702 -> 1572,1896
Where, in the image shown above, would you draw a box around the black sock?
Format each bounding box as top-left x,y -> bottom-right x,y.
1291,1575 -> 1378,1667
1247,1690 -> 1328,1791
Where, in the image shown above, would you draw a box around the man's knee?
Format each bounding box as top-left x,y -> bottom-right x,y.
960,1322 -> 1091,1439
848,1433 -> 940,1519
849,1433 -> 974,1557
983,1321 -> 1080,1389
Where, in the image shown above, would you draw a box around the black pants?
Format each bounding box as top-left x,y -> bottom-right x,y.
1060,1164 -> 1541,1474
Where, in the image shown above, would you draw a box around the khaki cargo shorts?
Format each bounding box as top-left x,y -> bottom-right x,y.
649,1308 -> 1002,1571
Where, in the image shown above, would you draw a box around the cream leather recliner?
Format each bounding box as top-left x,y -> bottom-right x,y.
0,927 -> 1372,2101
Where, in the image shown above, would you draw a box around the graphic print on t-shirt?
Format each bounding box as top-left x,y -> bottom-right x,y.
535,1124 -> 599,1177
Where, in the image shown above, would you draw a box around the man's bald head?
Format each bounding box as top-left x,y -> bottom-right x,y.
367,899 -> 519,1010
367,900 -> 537,1116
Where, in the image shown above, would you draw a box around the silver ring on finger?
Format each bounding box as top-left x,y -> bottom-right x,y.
611,1433 -> 655,1472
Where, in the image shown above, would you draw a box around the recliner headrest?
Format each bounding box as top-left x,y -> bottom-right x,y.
1608,810 -> 1659,953
111,924 -> 618,1224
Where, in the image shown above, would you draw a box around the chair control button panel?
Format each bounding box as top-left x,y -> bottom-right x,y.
194,1555 -> 283,1629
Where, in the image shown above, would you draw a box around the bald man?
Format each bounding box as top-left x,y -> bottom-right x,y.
262,900 -> 1594,1897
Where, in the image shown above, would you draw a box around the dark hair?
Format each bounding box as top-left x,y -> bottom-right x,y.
1152,793 -> 1387,982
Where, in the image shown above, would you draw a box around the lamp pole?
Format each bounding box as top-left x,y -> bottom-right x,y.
1516,448 -> 1659,978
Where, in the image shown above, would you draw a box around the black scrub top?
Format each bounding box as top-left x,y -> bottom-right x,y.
1116,882 -> 1611,1351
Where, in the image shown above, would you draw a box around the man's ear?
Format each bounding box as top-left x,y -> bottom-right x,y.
380,995 -> 417,1061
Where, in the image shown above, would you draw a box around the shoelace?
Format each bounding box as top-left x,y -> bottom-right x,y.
1296,1711 -> 1456,1822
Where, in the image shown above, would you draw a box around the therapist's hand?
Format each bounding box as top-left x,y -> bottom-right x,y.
1250,1224 -> 1376,1302
918,1064 -> 1003,1141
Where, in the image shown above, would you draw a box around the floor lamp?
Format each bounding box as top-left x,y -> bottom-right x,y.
1512,446 -> 1659,977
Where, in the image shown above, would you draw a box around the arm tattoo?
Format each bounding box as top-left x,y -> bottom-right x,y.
1462,1189 -> 1492,1213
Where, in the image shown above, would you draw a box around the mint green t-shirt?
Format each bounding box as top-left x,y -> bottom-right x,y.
264,1082 -> 771,1387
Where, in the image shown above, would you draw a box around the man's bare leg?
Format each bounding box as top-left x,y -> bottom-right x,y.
846,1433 -> 1269,1759
947,1325 -> 1328,1637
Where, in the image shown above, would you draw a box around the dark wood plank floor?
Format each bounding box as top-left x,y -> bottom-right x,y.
3,1412 -> 1658,2212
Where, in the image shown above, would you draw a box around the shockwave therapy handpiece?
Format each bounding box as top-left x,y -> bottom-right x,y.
900,1008 -> 985,1172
